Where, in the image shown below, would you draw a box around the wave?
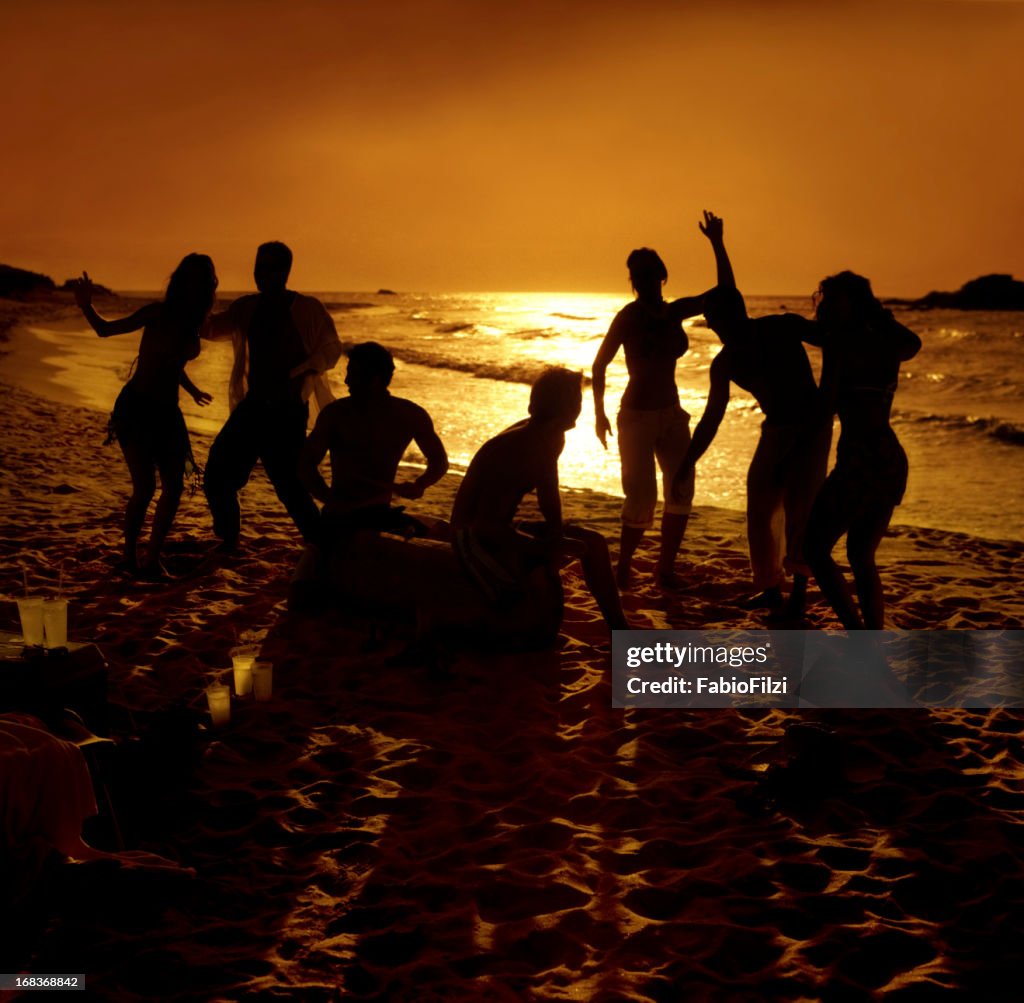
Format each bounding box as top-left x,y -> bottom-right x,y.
550,312 -> 596,321
323,301 -> 377,312
434,322 -> 476,334
896,410 -> 1024,446
338,339 -> 589,387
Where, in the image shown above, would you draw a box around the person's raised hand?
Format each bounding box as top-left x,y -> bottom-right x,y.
698,210 -> 724,243
72,271 -> 94,309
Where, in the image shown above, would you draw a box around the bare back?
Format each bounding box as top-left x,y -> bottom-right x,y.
613,300 -> 688,410
315,395 -> 432,513
451,421 -> 563,531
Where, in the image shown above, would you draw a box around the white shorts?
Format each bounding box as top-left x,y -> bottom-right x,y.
617,405 -> 694,529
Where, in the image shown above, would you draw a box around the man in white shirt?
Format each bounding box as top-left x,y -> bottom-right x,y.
203,241 -> 341,551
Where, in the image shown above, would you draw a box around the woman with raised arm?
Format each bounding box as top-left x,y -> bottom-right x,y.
803,271 -> 922,629
592,210 -> 733,587
72,255 -> 216,579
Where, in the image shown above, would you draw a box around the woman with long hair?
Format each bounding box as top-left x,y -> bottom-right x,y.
804,271 -> 921,628
73,254 -> 217,578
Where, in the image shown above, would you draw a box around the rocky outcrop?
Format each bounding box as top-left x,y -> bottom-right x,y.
893,274 -> 1024,311
0,264 -> 55,297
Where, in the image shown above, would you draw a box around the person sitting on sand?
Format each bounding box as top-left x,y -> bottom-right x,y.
72,256 -> 216,578
203,241 -> 341,552
299,341 -> 449,539
673,286 -> 832,616
592,211 -> 734,589
803,271 -> 921,630
451,367 -> 629,633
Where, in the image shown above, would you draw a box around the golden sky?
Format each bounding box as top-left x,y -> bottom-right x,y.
2,0 -> 1021,295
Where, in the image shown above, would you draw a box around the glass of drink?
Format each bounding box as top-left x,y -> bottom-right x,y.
231,648 -> 255,697
43,599 -> 69,650
16,597 -> 45,647
252,661 -> 273,702
206,683 -> 231,727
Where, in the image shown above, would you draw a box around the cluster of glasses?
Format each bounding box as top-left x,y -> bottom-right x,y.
16,595 -> 69,653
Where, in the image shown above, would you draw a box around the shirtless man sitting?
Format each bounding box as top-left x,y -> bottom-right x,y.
451,367 -> 629,634
299,341 -> 448,540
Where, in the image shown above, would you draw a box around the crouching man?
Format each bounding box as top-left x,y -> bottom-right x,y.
449,367 -> 629,637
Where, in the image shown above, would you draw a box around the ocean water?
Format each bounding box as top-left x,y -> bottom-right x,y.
19,291 -> 1024,542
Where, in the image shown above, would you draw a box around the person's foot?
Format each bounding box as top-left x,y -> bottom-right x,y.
112,556 -> 140,576
656,563 -> 681,588
779,595 -> 807,619
136,561 -> 172,583
766,605 -> 809,625
738,587 -> 784,611
213,538 -> 240,556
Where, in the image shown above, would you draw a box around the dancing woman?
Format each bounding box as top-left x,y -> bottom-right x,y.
73,255 -> 216,578
803,271 -> 921,628
592,211 -> 733,587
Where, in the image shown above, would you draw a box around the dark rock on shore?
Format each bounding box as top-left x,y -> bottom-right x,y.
60,277 -> 115,296
0,264 -> 55,297
890,274 -> 1024,311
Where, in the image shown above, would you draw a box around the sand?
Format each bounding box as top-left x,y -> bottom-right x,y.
2,296 -> 1023,1001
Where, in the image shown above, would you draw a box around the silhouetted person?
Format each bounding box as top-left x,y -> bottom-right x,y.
803,271 -> 921,629
72,256 -> 216,578
203,242 -> 341,551
452,368 -> 629,633
592,211 -> 733,588
674,286 -> 832,615
300,342 -> 449,538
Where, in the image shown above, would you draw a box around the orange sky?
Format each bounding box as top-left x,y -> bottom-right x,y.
2,0 -> 1022,295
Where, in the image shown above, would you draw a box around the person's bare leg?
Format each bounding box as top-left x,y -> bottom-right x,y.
617,524 -> 646,589
746,429 -> 787,601
143,451 -> 186,571
565,527 -> 629,629
656,512 -> 689,585
783,573 -> 809,617
805,482 -> 864,630
120,441 -> 155,570
847,508 -> 893,630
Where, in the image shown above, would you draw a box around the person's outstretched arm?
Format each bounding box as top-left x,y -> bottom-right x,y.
592,316 -> 625,449
673,355 -> 731,493
299,409 -> 333,505
179,371 -> 213,407
72,273 -> 155,337
667,210 -> 735,322
395,411 -> 449,500
202,298 -> 243,341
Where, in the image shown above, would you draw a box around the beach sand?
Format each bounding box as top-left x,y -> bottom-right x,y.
2,297 -> 1023,1001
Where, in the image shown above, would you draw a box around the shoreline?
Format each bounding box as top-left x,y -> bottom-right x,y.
3,294 -> 1022,547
